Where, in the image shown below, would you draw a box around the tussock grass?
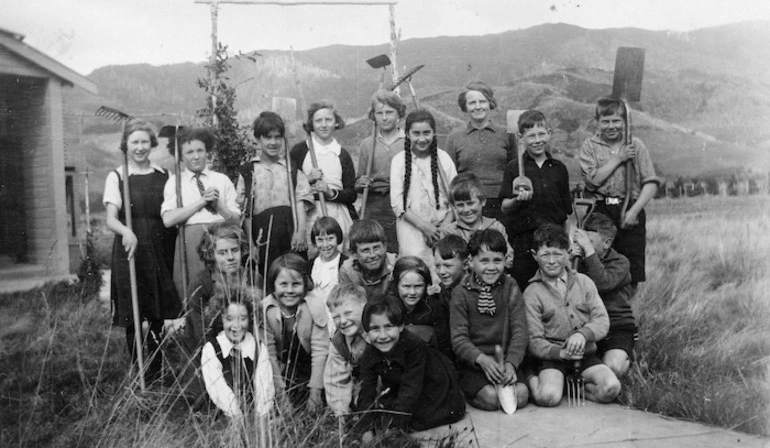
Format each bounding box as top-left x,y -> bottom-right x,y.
621,196 -> 770,436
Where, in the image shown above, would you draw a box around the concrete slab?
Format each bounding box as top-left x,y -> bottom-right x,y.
414,402 -> 769,448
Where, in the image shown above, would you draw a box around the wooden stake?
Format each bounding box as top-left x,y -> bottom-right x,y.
388,4 -> 400,96
174,124 -> 189,307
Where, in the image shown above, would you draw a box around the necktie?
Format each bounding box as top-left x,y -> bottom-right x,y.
193,172 -> 217,213
231,346 -> 244,396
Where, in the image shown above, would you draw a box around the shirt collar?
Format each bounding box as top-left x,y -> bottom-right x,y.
217,332 -> 256,360
182,166 -> 212,180
465,120 -> 497,134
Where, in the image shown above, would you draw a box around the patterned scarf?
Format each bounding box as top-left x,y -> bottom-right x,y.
473,274 -> 504,316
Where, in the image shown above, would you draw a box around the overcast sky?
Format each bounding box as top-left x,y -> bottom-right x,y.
4,0 -> 770,74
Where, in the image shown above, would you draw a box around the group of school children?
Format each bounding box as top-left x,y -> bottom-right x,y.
104,80 -> 660,439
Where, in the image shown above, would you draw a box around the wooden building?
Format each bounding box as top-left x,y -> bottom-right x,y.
0,27 -> 97,289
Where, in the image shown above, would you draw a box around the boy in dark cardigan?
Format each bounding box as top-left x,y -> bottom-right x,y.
450,229 -> 529,411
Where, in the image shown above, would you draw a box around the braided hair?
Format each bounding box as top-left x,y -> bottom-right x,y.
403,110 -> 441,212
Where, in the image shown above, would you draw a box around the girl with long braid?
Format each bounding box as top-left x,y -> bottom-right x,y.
390,110 -> 457,283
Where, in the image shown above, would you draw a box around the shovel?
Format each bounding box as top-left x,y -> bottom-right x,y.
506,110 -> 532,197
366,54 -> 391,89
494,344 -> 517,414
611,47 -> 645,228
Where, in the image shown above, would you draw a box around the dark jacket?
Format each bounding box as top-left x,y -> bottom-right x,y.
358,328 -> 465,431
579,248 -> 635,330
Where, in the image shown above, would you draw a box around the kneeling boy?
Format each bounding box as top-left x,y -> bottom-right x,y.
450,229 -> 529,411
324,283 -> 369,415
524,223 -> 620,406
572,213 -> 635,378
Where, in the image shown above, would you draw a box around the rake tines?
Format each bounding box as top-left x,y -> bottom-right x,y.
95,105 -> 134,123
566,360 -> 585,407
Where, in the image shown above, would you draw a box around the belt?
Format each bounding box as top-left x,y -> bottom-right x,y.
603,197 -> 623,205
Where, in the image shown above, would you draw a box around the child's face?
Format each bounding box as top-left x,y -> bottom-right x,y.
453,193 -> 486,227
312,108 -> 336,142
214,238 -> 241,274
397,271 -> 426,311
521,123 -> 551,159
465,90 -> 490,123
598,113 -> 625,143
315,232 -> 340,262
258,130 -> 283,161
434,252 -> 464,288
126,130 -> 152,165
354,241 -> 387,274
469,246 -> 505,285
533,245 -> 569,281
366,313 -> 403,354
373,101 -> 399,133
330,298 -> 365,338
274,268 -> 305,311
181,139 -> 209,173
408,121 -> 434,156
223,302 -> 249,344
586,231 -> 611,258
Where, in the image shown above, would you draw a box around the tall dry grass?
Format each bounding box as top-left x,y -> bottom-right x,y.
622,195 -> 770,436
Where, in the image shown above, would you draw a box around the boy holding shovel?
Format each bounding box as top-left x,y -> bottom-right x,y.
579,97 -> 661,285
499,110 -> 572,291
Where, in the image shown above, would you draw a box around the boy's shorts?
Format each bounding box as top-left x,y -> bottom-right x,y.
457,362 -> 526,399
532,354 -> 603,376
597,327 -> 636,362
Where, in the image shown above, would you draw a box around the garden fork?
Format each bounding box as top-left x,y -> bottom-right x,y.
566,360 -> 585,406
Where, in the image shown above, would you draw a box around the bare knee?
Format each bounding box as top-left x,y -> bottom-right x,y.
603,350 -> 630,379
470,385 -> 499,411
593,376 -> 621,403
515,383 -> 529,408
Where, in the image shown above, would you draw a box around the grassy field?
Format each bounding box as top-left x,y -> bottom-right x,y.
1,195 -> 768,447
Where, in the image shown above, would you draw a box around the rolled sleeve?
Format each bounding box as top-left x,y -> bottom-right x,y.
633,138 -> 662,188
579,140 -> 602,190
161,175 -> 177,216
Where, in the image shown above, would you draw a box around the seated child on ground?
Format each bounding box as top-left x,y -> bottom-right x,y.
450,229 -> 529,411
262,253 -> 329,410
572,213 -> 635,378
524,223 -> 619,406
309,217 -> 348,334
338,219 -> 397,300
324,283 -> 369,415
441,172 -> 513,266
358,296 -> 465,439
201,293 -> 274,418
389,256 -> 452,359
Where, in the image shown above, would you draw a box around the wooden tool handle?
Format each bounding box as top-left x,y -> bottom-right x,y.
284,137 -> 299,232
360,122 -> 378,219
306,133 -> 328,217
620,101 -> 634,228
495,344 -> 505,369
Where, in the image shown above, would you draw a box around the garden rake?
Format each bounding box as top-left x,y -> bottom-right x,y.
566,360 -> 585,407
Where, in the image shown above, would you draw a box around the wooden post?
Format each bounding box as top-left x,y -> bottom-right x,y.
210,0 -> 220,126
388,4 -> 400,96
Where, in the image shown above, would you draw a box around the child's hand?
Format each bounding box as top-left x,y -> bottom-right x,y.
572,229 -> 594,257
291,230 -> 307,252
355,176 -> 372,190
476,353 -> 505,384
202,187 -> 220,207
513,182 -> 533,202
421,222 -> 441,246
622,209 -> 640,228
307,387 -> 323,412
314,179 -> 331,197
617,143 -> 636,162
163,317 -> 186,335
502,362 -> 518,386
122,230 -> 138,260
563,333 -> 586,356
307,168 -> 323,183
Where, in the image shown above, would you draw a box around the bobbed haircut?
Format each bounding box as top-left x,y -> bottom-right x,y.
266,252 -> 313,296
467,229 -> 508,257
253,111 -> 286,139
458,80 -> 497,112
434,234 -> 469,261
311,216 -> 343,246
120,119 -> 159,153
303,101 -> 346,133
368,90 -> 407,121
326,283 -> 367,310
583,212 -> 617,240
532,223 -> 570,252
517,110 -> 548,133
449,172 -> 486,203
348,219 -> 387,251
362,294 -> 405,332
197,222 -> 246,269
594,97 -> 627,120
178,127 -> 218,153
389,256 -> 432,298
206,283 -> 260,339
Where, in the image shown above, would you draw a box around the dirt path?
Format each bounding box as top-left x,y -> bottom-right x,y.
414,401 -> 768,447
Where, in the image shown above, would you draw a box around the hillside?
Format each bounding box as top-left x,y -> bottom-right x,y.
69,20 -> 770,205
